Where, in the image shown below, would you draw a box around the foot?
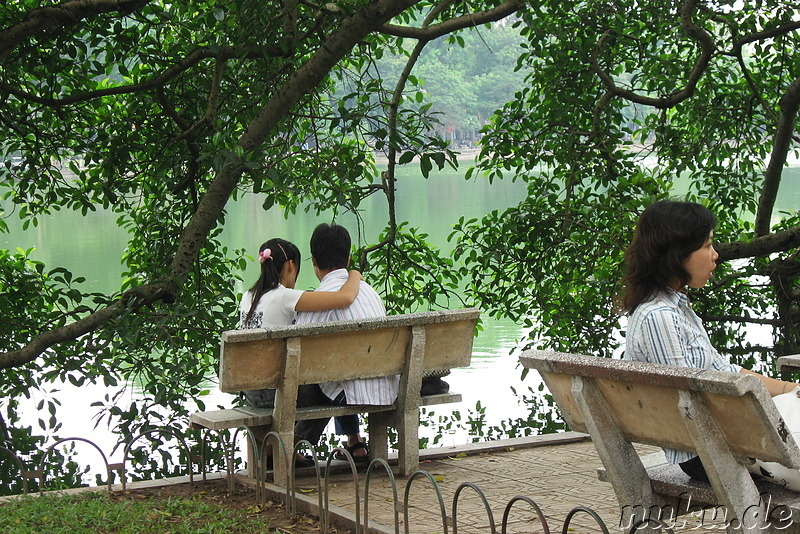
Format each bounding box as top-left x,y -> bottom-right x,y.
334,441 -> 369,463
266,453 -> 315,469
294,454 -> 315,469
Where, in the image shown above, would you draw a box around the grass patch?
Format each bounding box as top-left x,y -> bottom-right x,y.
0,490 -> 278,533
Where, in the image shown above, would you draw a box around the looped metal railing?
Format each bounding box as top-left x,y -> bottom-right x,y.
323,446 -> 362,534
290,439 -> 323,519
501,495 -> 551,534
121,427 -> 194,491
452,481 -> 497,534
562,505 -> 611,534
0,425 -> 626,534
0,445 -> 31,494
39,437 -> 112,494
364,458 -> 399,534
404,469 -> 450,534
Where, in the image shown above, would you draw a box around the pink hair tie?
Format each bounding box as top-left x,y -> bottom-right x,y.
276,243 -> 288,259
259,249 -> 273,263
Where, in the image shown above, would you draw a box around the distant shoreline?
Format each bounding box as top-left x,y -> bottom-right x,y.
373,147 -> 481,165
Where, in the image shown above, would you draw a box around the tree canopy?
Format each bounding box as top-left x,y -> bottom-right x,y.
3,0 -> 800,489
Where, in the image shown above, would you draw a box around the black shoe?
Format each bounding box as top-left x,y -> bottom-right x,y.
295,455 -> 316,468
266,454 -> 315,470
421,377 -> 450,395
333,442 -> 370,463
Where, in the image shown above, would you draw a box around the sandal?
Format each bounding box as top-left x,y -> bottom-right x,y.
333,442 -> 370,463
266,454 -> 315,469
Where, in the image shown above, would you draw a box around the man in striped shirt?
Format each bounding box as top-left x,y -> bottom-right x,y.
294,223 -> 400,461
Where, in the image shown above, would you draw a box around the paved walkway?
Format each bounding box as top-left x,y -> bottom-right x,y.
284,432 -> 727,533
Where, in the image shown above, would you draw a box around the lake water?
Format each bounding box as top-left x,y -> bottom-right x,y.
4,158 -> 800,474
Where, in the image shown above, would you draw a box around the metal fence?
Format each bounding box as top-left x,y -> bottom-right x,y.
0,425 -> 676,534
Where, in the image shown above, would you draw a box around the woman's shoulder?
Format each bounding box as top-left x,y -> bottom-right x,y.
638,290 -> 681,310
631,292 -> 681,323
273,284 -> 304,297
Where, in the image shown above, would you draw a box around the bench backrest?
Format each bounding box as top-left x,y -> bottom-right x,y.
219,308 -> 480,393
519,350 -> 800,468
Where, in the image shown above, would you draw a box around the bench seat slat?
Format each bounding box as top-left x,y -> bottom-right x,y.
190,392 -> 463,432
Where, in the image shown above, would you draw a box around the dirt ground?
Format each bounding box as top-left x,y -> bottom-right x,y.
108,477 -> 351,534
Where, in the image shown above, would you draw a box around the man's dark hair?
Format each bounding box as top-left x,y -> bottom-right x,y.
310,223 -> 351,271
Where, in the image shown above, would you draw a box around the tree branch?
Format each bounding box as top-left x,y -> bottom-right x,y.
754,75 -> 800,236
0,0 -> 153,62
0,47 -> 270,107
283,0 -> 298,51
700,313 -> 781,326
717,226 -> 800,262
379,0 -> 524,39
738,20 -> 800,47
591,0 -> 715,109
0,281 -> 175,370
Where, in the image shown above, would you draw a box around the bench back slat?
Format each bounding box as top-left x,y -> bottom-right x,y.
520,350 -> 800,468
219,308 -> 479,393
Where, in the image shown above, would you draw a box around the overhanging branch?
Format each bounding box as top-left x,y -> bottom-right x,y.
754,75 -> 800,236
0,47 -> 272,107
0,0 -> 153,62
591,0 -> 715,109
379,0 -> 524,39
0,281 -> 176,370
717,227 -> 800,262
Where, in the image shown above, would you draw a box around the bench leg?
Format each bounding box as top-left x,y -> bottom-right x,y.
396,408 -> 419,476
368,412 -> 390,463
394,325 -> 425,476
679,391 -> 771,534
572,376 -> 672,528
271,338 -> 302,488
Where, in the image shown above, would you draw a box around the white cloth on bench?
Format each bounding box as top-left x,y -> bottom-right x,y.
749,387 -> 800,491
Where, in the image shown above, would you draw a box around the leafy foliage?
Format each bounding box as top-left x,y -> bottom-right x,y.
5,0 -> 800,493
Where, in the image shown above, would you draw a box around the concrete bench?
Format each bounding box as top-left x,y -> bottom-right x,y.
777,355 -> 800,374
519,350 -> 800,533
190,308 -> 480,481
